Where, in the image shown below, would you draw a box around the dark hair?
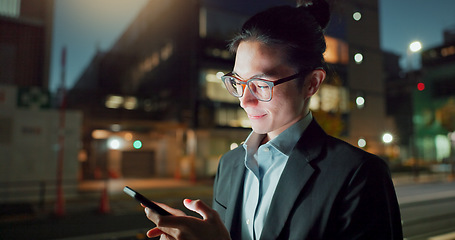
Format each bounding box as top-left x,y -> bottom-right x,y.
229,0 -> 330,77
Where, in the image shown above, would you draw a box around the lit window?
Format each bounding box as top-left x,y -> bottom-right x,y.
0,0 -> 20,17
309,85 -> 349,113
204,69 -> 238,103
320,85 -> 339,112
111,124 -> 121,132
105,95 -> 124,109
160,42 -> 173,61
124,97 -> 138,110
215,107 -> 250,128
309,92 -> 320,111
435,135 -> 450,161
441,45 -> 455,57
324,36 -> 349,64
92,130 -> 110,139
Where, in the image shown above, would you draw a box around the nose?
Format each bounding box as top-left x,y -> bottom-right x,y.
239,87 -> 258,109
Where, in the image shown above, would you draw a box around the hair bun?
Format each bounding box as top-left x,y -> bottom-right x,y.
297,0 -> 330,29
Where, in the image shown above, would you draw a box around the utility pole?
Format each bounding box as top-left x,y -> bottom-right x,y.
55,46 -> 67,217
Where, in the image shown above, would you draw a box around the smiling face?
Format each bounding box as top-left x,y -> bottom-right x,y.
233,41 -> 316,140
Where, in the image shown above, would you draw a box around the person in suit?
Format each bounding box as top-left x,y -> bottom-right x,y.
143,0 -> 403,239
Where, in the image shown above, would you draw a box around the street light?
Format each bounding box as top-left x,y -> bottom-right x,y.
409,41 -> 422,53
108,137 -> 123,150
356,96 -> 365,109
382,133 -> 393,144
407,40 -> 423,180
357,138 -> 367,148
407,40 -> 423,71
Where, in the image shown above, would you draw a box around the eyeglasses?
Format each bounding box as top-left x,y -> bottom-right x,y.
220,72 -> 301,102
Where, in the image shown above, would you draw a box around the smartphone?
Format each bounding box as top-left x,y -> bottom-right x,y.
123,186 -> 171,216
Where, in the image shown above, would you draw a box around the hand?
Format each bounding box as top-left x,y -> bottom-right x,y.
143,199 -> 231,240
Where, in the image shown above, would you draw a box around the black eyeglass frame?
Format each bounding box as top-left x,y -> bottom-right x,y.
220,72 -> 303,102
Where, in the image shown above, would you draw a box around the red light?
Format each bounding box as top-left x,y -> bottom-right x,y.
417,82 -> 425,91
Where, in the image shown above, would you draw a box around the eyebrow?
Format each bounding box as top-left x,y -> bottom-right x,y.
231,71 -> 273,80
232,65 -> 292,80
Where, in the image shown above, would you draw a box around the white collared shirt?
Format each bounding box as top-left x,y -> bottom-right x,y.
241,112 -> 313,240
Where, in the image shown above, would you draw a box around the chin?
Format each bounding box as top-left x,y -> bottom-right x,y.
251,125 -> 270,135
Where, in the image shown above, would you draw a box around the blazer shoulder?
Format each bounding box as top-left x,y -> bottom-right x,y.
324,135 -> 389,170
218,146 -> 245,168
298,119 -> 388,171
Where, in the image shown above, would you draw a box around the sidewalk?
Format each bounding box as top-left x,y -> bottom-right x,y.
392,171 -> 453,186
0,173 -> 452,240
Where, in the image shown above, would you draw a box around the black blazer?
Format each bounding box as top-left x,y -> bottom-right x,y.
212,119 -> 403,240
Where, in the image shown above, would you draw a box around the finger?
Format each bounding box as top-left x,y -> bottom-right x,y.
154,202 -> 186,216
142,202 -> 186,217
144,207 -> 188,228
183,199 -> 214,220
160,233 -> 176,240
146,227 -> 164,238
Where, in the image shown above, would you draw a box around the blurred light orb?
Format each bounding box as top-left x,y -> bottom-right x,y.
230,143 -> 239,150
417,82 -> 425,91
354,53 -> 363,63
353,12 -> 362,21
356,96 -> 365,108
111,124 -> 121,132
382,133 -> 393,144
216,71 -> 225,79
133,140 -> 143,149
358,138 -> 367,148
108,138 -> 122,150
124,132 -> 133,141
409,41 -> 422,52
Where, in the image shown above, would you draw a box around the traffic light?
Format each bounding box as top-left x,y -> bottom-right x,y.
417,82 -> 425,91
133,140 -> 142,149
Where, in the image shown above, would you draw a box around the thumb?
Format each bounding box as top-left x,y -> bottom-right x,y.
183,199 -> 213,220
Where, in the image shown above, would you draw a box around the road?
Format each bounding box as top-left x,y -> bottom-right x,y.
0,178 -> 454,240
396,181 -> 455,240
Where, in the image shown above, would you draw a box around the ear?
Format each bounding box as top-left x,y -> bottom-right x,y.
304,68 -> 326,98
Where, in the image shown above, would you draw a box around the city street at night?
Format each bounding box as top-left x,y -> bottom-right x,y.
2,0 -> 455,239
1,175 -> 455,240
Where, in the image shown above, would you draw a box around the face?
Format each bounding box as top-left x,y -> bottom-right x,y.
233,41 -> 312,140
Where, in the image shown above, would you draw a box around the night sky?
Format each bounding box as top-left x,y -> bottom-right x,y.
49,0 -> 455,91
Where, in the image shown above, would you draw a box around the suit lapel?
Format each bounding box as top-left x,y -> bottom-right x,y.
223,148 -> 246,236
260,120 -> 326,240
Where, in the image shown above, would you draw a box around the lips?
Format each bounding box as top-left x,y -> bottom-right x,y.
247,113 -> 267,119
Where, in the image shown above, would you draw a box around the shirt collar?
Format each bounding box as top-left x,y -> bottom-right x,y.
243,112 -> 313,156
